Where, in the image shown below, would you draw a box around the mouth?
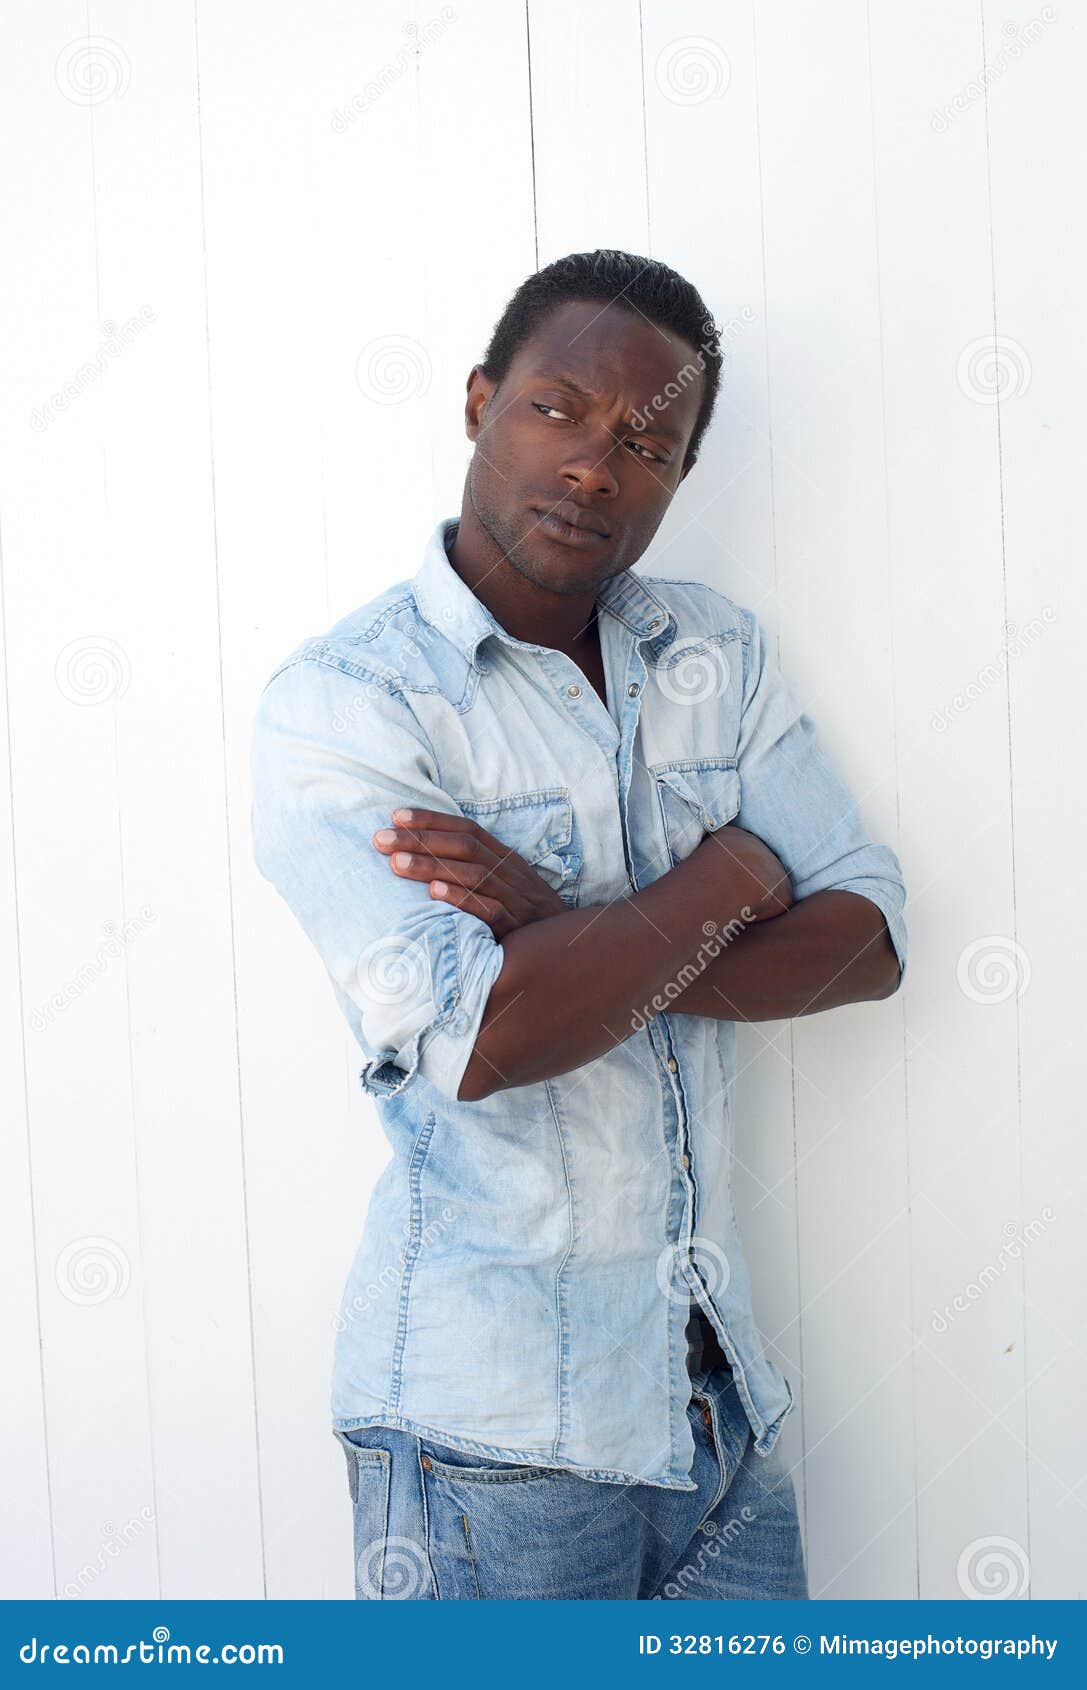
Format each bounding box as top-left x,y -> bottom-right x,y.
531,502 -> 611,548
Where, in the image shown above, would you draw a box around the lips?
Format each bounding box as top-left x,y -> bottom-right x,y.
532,500 -> 611,541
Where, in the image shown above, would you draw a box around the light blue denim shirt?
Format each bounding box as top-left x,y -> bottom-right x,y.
250,517 -> 907,1492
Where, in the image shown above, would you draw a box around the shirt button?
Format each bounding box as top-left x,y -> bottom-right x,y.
680,1153 -> 690,1170
667,1057 -> 678,1073
647,618 -> 661,631
701,813 -> 716,828
627,682 -> 639,697
567,683 -> 581,698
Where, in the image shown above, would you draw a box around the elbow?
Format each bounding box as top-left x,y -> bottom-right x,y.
455,1046 -> 498,1104
872,961 -> 904,1001
870,930 -> 905,1000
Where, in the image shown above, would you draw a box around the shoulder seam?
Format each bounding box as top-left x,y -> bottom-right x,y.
641,575 -> 752,642
262,648 -> 414,700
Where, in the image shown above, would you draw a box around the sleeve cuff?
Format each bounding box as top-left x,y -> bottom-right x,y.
840,882 -> 908,986
357,924 -> 506,1102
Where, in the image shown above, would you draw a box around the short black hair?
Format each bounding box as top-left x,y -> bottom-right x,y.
479,249 -> 723,473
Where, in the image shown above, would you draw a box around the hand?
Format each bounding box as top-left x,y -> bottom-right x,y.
695,822 -> 794,922
372,806 -> 567,938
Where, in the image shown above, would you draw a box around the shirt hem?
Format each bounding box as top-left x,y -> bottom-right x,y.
683,1270 -> 795,1457
329,1411 -> 699,1493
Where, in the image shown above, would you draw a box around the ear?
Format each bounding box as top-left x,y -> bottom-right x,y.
465,365 -> 497,443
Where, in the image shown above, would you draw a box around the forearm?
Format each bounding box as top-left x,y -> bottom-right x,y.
456,845 -> 760,1101
668,889 -> 901,1022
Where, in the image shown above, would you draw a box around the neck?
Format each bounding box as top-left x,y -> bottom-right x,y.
447,496 -> 599,658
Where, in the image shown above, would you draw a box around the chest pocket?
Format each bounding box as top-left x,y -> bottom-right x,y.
653,758 -> 741,869
455,787 -> 583,907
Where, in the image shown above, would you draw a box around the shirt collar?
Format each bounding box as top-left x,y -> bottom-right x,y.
411,517 -> 676,669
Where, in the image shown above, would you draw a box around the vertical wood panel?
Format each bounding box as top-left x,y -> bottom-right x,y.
984,0 -> 1087,1601
871,0 -> 1031,1600
1,0 -> 161,1599
743,0 -> 916,1599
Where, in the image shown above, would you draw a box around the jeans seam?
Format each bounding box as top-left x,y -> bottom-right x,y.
459,1509 -> 482,1600
413,1440 -> 439,1599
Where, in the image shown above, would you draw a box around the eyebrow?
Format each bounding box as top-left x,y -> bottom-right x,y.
537,369 -> 686,447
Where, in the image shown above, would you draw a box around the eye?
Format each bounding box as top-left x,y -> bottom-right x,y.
624,438 -> 667,465
530,403 -> 666,466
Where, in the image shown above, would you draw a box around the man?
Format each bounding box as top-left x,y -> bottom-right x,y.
250,249 -> 907,1600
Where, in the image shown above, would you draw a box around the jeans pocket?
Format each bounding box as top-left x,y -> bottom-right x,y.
333,1429 -> 434,1599
420,1439 -> 559,1484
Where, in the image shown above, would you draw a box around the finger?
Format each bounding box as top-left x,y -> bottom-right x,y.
428,879 -> 512,937
388,851 -> 499,893
387,808 -> 519,877
373,825 -> 492,863
389,806 -> 474,832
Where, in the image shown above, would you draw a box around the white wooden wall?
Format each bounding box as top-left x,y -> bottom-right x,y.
2,0 -> 1082,1601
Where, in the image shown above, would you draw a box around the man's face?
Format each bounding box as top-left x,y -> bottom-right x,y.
464,299 -> 705,597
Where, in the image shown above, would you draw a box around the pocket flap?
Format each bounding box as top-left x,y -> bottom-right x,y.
456,789 -> 582,896
652,760 -> 740,869
654,760 -> 740,830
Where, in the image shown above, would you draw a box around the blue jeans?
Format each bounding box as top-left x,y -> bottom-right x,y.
331,1358 -> 808,1600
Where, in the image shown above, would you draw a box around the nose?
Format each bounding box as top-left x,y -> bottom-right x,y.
560,432 -> 620,501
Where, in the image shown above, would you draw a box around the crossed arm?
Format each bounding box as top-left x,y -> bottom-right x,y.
371,807 -> 902,1103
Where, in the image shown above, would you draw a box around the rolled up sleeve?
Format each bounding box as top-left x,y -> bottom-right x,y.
734,607 -> 908,986
250,654 -> 505,1100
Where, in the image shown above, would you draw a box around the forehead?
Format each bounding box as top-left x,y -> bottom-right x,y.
509,298 -> 704,432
